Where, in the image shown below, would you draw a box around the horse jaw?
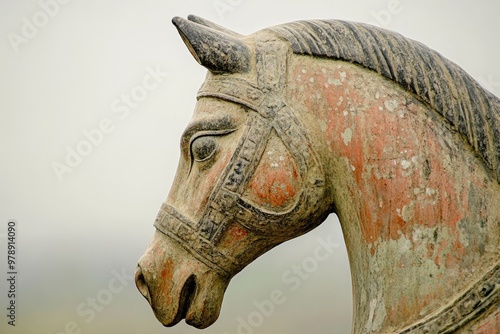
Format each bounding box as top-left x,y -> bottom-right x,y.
135,231 -> 230,328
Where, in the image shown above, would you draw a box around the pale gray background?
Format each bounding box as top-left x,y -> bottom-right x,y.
0,1 -> 499,333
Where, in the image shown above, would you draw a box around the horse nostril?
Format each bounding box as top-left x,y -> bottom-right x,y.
135,264 -> 151,303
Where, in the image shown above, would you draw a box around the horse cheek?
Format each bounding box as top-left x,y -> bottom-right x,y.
244,139 -> 300,210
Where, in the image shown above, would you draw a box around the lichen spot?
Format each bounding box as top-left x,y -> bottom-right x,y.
342,128 -> 353,146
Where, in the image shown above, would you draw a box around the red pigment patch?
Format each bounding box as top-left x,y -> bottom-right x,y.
217,223 -> 250,251
161,258 -> 174,280
290,61 -> 473,257
226,224 -> 248,241
245,135 -> 300,210
473,309 -> 500,334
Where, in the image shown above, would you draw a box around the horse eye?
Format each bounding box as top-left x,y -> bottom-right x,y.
191,136 -> 218,162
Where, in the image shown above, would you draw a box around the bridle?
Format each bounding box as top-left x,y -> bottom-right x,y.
153,38 -> 326,277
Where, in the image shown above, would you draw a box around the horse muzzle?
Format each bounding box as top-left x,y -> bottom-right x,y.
135,231 -> 230,328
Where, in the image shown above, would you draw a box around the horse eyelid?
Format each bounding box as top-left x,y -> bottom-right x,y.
188,128 -> 238,168
189,128 -> 238,143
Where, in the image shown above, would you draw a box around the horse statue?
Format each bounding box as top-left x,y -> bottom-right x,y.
135,15 -> 500,333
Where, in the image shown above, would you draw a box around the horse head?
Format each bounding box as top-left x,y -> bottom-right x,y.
136,16 -> 500,332
135,15 -> 333,328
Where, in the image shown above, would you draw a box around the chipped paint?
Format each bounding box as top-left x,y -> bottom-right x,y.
384,99 -> 398,112
288,56 -> 500,333
341,127 -> 353,146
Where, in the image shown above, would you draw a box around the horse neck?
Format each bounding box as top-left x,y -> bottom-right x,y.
286,55 -> 500,333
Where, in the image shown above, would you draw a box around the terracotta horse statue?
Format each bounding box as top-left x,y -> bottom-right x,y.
135,16 -> 500,333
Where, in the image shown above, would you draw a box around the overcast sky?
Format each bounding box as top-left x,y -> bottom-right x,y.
0,1 -> 498,333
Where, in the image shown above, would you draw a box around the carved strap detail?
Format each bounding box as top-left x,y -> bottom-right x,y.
154,113 -> 273,276
198,78 -> 284,119
197,114 -> 273,243
155,76 -> 325,275
154,39 -> 324,276
198,78 -> 325,236
398,263 -> 500,333
154,203 -> 239,277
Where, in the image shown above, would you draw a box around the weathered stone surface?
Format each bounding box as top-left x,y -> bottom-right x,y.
135,16 -> 500,333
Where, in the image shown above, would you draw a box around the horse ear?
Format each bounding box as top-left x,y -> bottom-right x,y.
187,15 -> 243,37
172,16 -> 250,74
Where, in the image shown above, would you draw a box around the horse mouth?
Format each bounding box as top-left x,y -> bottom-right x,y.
168,275 -> 197,327
136,231 -> 230,329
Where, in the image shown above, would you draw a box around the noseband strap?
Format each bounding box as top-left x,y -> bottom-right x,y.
154,203 -> 238,276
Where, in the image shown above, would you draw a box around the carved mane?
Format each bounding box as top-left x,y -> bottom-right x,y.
268,20 -> 500,183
